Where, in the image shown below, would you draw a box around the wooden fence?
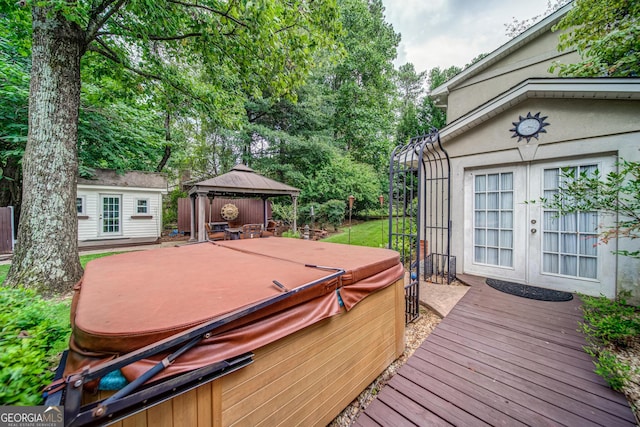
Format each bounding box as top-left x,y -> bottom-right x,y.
177,198 -> 272,234
0,206 -> 15,254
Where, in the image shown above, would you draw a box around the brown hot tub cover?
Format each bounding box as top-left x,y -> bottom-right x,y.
64,239 -> 403,384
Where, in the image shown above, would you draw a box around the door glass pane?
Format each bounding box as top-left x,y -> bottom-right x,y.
579,212 -> 598,232
487,174 -> 499,191
544,169 -> 559,188
544,253 -> 558,273
500,249 -> 513,267
561,255 -> 577,276
500,212 -> 513,228
473,172 -> 513,267
487,230 -> 498,246
580,258 -> 597,279
541,165 -> 598,279
579,235 -> 597,256
543,232 -> 558,252
102,196 -> 120,234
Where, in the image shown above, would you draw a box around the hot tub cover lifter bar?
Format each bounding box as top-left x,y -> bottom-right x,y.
45,264 -> 345,427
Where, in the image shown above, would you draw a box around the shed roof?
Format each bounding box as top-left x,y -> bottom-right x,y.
78,169 -> 167,189
188,164 -> 300,198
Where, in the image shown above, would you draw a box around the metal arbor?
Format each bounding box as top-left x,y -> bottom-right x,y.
388,130 -> 455,323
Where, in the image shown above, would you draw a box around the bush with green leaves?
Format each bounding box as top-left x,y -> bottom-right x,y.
0,287 -> 71,405
163,188 -> 187,227
319,200 -> 346,231
579,292 -> 640,390
272,202 -> 296,228
580,292 -> 640,347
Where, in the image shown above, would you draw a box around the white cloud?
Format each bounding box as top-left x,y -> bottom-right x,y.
381,0 -> 552,73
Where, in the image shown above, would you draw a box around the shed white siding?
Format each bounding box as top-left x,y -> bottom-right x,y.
77,174 -> 166,244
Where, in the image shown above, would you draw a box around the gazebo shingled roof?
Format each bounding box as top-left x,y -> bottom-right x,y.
188,165 -> 300,241
188,164 -> 300,198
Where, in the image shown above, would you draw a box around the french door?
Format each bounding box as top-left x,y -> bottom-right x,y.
100,194 -> 122,236
464,157 -> 616,296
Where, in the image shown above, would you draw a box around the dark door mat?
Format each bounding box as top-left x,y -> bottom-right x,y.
486,278 -> 573,301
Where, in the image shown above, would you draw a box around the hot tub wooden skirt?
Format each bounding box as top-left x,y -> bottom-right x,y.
82,278 -> 405,426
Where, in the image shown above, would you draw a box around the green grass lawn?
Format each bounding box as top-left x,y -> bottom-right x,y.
323,219 -> 390,248
0,264 -> 8,285
0,251 -> 123,286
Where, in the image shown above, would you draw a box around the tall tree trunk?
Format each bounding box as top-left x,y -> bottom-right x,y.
156,111 -> 172,172
5,7 -> 84,296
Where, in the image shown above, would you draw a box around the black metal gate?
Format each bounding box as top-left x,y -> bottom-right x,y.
388,130 -> 455,323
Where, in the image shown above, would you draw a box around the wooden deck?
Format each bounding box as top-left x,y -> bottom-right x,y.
355,274 -> 636,426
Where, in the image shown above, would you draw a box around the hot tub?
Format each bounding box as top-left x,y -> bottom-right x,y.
47,239 -> 405,426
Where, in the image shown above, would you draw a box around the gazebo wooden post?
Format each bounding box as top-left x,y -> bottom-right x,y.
262,196 -> 268,227
197,191 -> 208,242
292,195 -> 298,234
189,195 -> 197,242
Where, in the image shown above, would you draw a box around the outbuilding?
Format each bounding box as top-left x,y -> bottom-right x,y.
76,169 -> 167,248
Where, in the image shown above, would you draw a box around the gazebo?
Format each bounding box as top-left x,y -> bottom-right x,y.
188,164 -> 301,242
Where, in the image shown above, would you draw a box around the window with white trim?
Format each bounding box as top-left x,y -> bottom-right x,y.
76,196 -> 86,215
135,198 -> 149,215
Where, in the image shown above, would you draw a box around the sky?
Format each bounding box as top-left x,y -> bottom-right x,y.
381,0 -> 554,73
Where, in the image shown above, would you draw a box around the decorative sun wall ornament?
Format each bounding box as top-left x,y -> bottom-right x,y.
221,203 -> 239,221
510,112 -> 550,142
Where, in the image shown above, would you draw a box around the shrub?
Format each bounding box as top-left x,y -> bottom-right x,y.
163,188 -> 187,227
319,200 -> 346,231
0,287 -> 71,405
272,202 -> 295,228
580,292 -> 640,347
579,292 -> 640,390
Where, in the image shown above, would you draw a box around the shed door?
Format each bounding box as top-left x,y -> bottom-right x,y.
100,194 -> 122,236
464,157 -> 616,297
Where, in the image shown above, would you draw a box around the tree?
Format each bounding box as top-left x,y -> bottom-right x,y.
416,96 -> 446,132
427,65 -> 461,91
552,0 -> 640,77
331,0 -> 399,169
396,63 -> 426,107
542,161 -> 640,259
306,154 -> 380,212
0,3 -> 31,224
6,0 -> 340,295
504,0 -> 570,38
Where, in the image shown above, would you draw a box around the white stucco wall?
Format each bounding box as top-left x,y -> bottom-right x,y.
443,98 -> 640,299
446,31 -> 580,123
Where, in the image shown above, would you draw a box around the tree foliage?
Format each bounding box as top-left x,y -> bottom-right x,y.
305,154 -> 380,211
5,0 -> 341,294
552,0 -> 640,77
331,0 -> 399,169
504,0 -> 570,38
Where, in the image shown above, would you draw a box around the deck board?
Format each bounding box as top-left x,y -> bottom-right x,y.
356,275 -> 636,426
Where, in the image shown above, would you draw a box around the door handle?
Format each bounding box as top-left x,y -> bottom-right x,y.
531,228 -> 537,234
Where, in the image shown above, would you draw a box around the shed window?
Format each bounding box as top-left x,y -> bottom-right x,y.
136,199 -> 149,214
77,196 -> 86,215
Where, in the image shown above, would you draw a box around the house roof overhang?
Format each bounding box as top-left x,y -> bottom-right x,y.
439,78 -> 640,143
